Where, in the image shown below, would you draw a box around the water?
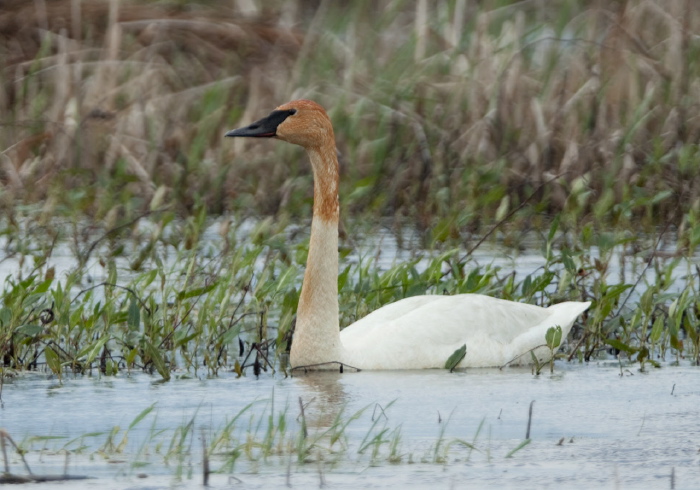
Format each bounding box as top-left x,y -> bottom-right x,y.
1,363 -> 698,489
1,218 -> 693,302
1,219 -> 698,487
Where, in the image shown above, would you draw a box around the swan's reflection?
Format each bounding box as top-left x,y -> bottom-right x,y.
292,371 -> 349,428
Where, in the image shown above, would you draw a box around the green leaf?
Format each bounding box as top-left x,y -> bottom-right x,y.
561,249 -> 576,273
670,334 -> 683,352
105,360 -> 117,376
603,283 -> 633,299
445,344 -> 467,371
139,269 -> 159,288
45,346 -> 62,375
650,189 -> 673,205
495,195 -> 510,221
650,316 -> 664,343
16,324 -> 43,337
128,403 -> 156,430
145,341 -> 170,381
0,307 -> 12,326
275,267 -> 297,294
639,288 -> 655,315
126,348 -> 138,366
34,277 -> 54,294
24,293 -> 45,308
127,298 -> 141,331
545,326 -> 562,349
338,265 -> 352,292
604,338 -> 637,355
635,346 -> 649,363
685,313 -> 698,343
28,435 -> 67,442
505,438 -> 531,458
176,282 -> 218,301
174,331 -> 199,347
449,438 -> 479,450
77,335 -> 110,365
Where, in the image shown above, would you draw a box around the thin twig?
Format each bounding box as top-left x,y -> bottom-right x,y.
566,331 -> 590,362
202,429 -> 209,486
71,282 -> 151,314
525,400 -> 535,439
1,430 -> 8,473
298,397 -> 308,439
0,429 -> 33,475
240,342 -> 276,375
290,361 -> 361,373
449,173 -> 567,278
500,343 -> 547,369
78,206 -> 171,266
371,403 -> 389,422
614,212 -> 676,318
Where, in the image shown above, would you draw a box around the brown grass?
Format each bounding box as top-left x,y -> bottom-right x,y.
0,0 -> 699,232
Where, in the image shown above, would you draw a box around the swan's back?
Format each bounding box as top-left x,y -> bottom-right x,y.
340,294 -> 590,369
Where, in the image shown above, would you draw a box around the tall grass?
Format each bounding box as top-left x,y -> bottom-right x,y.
1,0 -> 698,232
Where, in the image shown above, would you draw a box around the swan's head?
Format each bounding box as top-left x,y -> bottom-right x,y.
225,99 -> 334,148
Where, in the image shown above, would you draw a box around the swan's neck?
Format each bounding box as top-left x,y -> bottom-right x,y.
290,144 -> 342,368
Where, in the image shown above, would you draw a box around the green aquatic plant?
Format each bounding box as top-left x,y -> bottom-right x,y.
545,326 -> 563,374
445,344 -> 467,372
446,417 -> 484,463
1,206 -> 699,379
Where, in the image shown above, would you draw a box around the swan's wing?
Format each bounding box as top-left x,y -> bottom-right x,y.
340,294 -> 590,369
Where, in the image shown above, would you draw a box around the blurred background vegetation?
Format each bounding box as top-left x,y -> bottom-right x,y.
1,0 -> 698,243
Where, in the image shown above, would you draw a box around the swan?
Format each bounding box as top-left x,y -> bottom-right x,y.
225,100 -> 590,370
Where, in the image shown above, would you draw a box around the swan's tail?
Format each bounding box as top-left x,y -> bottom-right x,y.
507,301 -> 591,366
545,301 -> 592,331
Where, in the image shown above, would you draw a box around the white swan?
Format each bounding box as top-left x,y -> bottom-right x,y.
226,100 -> 590,370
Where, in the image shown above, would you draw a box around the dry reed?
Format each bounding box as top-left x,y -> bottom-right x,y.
0,0 -> 698,233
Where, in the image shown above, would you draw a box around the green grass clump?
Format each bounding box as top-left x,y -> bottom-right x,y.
0,205 -> 698,380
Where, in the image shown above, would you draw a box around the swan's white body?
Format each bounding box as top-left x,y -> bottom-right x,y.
226,100 -> 590,370
341,294 -> 590,369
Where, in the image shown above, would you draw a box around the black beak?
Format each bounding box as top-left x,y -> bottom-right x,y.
225,109 -> 296,138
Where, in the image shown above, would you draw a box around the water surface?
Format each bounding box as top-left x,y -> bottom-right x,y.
1,363 -> 698,489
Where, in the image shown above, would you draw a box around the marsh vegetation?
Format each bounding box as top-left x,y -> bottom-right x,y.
1,0 -> 698,377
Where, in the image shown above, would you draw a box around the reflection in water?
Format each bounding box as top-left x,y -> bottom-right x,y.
292,371 -> 348,428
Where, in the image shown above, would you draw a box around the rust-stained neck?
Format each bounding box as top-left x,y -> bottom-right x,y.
226,99 -> 343,368
307,145 -> 340,222
283,102 -> 342,367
